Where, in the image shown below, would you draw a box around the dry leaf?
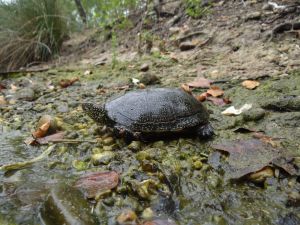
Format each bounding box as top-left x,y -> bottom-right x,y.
32,122 -> 50,138
212,139 -> 281,180
207,86 -> 224,97
242,80 -> 260,89
59,77 -> 79,88
187,77 -> 212,88
75,171 -> 119,199
181,84 -> 192,94
221,104 -> 252,116
196,92 -> 209,102
36,132 -> 65,144
207,96 -> 227,106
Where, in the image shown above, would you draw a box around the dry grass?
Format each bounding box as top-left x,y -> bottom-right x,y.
0,0 -> 69,71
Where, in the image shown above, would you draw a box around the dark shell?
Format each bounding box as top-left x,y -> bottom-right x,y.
105,88 -> 209,132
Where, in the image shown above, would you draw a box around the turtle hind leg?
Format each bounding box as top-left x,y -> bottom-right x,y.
197,123 -> 214,138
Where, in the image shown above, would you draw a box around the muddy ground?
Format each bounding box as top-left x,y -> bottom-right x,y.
1,1 -> 300,225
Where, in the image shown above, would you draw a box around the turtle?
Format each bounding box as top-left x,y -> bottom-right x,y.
82,88 -> 214,141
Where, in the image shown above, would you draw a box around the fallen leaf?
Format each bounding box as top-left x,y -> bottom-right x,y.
195,92 -> 208,102
59,77 -> 79,88
221,104 -> 252,116
32,121 -> 50,138
131,78 -> 140,85
242,80 -> 260,89
272,157 -> 300,176
207,86 -> 224,97
212,139 -> 282,180
36,132 -> 65,144
181,83 -> 192,94
187,77 -> 213,88
75,171 -> 119,199
207,96 -> 227,106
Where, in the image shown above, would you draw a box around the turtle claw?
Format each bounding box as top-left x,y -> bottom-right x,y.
197,123 -> 214,138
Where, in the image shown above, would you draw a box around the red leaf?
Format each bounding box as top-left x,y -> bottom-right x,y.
75,171 -> 119,198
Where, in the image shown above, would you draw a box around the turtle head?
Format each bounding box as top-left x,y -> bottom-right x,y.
82,103 -> 108,125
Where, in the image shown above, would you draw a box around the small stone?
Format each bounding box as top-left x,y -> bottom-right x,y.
242,108 -> 266,121
141,207 -> 154,220
117,209 -> 137,224
140,73 -> 160,85
103,137 -> 114,146
128,141 -> 141,151
56,102 -> 69,113
262,3 -> 272,11
140,63 -> 150,72
91,151 -> 115,165
40,184 -> 98,225
0,95 -> 7,105
16,87 -> 35,101
245,12 -> 261,21
179,41 -> 196,51
193,160 -> 203,170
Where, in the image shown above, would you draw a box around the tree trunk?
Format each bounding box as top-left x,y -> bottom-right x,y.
74,0 -> 87,24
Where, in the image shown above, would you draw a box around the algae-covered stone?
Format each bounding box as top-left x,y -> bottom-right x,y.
91,151 -> 115,165
40,184 -> 98,225
242,108 -> 266,122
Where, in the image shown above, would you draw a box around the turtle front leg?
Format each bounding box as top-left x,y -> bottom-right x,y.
196,123 -> 214,138
113,125 -> 139,143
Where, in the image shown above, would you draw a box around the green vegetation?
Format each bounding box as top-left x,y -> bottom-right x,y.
185,0 -> 211,19
0,0 -> 69,71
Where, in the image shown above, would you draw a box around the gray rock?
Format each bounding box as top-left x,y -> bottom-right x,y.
16,88 -> 35,101
40,184 -> 98,225
243,108 -> 266,121
261,96 -> 300,111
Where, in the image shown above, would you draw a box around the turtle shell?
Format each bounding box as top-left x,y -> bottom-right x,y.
105,88 -> 209,132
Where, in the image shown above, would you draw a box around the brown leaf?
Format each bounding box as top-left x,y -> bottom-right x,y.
36,132 -> 65,144
59,77 -> 79,88
207,86 -> 224,97
181,84 -> 192,94
187,77 -> 212,88
75,171 -> 119,199
272,157 -> 300,176
212,139 -> 282,180
242,80 -> 260,90
207,96 -> 227,106
32,121 -> 50,138
195,92 -> 208,102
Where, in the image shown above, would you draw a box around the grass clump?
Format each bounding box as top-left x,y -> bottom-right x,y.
0,0 -> 69,71
185,0 -> 211,19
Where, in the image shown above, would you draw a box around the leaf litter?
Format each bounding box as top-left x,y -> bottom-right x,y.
211,139 -> 299,180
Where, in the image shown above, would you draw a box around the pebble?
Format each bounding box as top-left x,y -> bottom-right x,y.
179,41 -> 196,51
16,87 -> 35,101
140,63 -> 150,72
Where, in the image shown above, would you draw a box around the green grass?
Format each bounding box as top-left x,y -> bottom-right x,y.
0,0 -> 69,71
